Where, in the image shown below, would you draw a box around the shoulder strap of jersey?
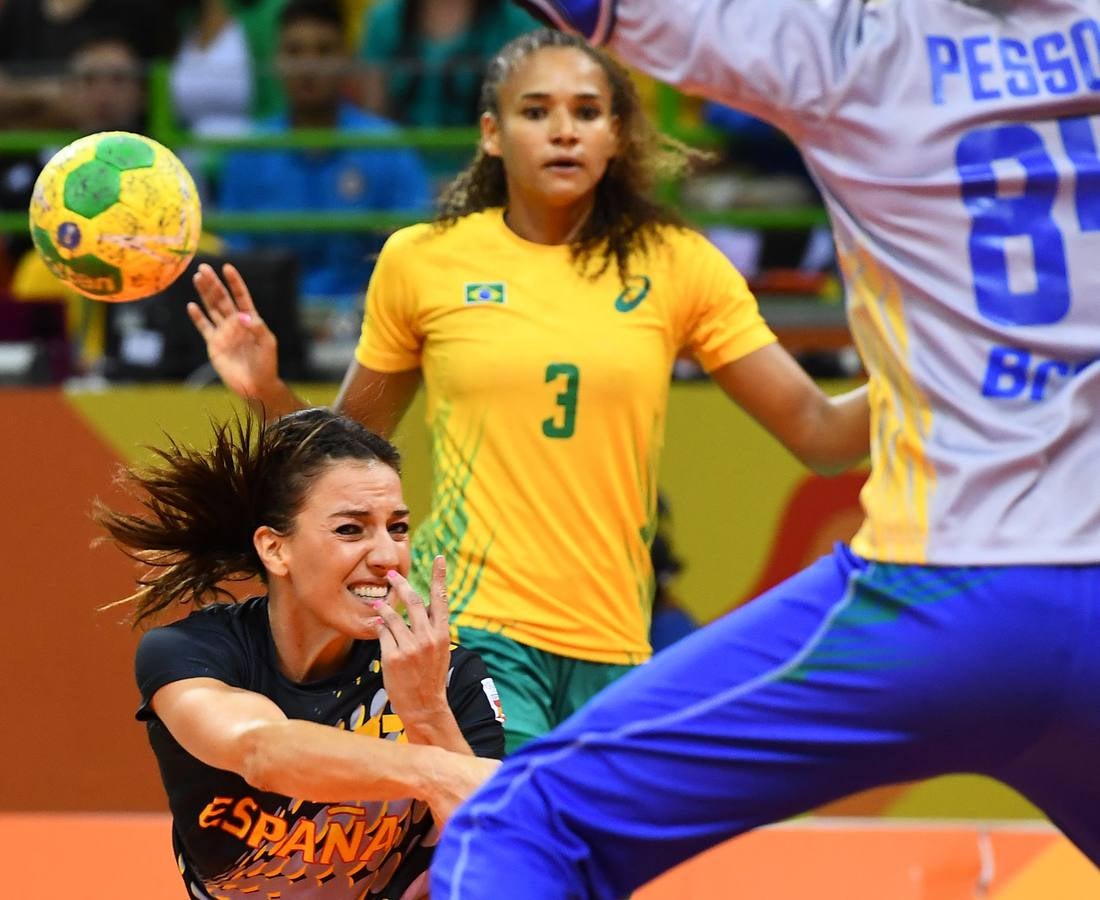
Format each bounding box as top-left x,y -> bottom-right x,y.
512,0 -> 617,44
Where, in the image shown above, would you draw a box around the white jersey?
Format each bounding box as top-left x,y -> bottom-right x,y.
524,0 -> 1100,565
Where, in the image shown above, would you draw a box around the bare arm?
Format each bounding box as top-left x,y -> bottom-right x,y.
709,343 -> 869,476
151,677 -> 498,821
334,362 -> 421,439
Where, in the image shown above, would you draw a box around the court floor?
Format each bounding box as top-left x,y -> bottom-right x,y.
1,813 -> 1095,899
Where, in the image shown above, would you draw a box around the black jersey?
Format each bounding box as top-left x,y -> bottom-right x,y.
135,597 -> 506,899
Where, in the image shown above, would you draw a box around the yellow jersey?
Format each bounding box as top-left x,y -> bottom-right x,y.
356,209 -> 775,663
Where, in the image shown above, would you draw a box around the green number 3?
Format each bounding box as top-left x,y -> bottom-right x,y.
542,363 -> 580,439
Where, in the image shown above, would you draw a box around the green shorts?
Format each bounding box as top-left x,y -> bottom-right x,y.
456,626 -> 637,754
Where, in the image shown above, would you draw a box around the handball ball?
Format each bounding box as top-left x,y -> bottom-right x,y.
29,131 -> 201,302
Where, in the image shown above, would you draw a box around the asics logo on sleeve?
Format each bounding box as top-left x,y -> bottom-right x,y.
614,275 -> 650,312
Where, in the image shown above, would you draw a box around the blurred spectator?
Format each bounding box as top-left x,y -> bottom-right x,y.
218,0 -> 430,314
169,0 -> 255,205
0,0 -> 175,127
170,0 -> 254,137
1,28 -> 148,256
169,0 -> 295,124
231,0 -> 293,119
3,30 -> 150,371
358,0 -> 537,127
648,494 -> 698,653
66,30 -> 148,134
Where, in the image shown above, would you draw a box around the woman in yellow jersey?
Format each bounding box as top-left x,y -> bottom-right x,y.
187,28 -> 870,752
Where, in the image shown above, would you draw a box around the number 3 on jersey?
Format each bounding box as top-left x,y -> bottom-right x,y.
543,363 -> 580,439
956,115 -> 1099,326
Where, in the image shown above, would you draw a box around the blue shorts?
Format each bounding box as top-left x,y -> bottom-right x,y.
432,545 -> 1100,899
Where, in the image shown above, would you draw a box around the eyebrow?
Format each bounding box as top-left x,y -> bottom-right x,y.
330,507 -> 411,519
519,91 -> 604,101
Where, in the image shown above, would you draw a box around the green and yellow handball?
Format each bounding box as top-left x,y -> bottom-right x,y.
29,131 -> 201,302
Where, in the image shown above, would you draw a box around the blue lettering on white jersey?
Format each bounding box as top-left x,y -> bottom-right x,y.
927,20 -> 1100,104
533,0 -> 1100,565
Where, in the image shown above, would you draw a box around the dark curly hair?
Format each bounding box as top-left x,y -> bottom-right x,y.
94,409 -> 401,627
436,28 -> 704,283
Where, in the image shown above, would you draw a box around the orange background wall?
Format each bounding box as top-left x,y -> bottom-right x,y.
2,390 -> 162,810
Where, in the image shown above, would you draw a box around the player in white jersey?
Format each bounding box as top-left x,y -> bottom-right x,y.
431,2 -> 1100,897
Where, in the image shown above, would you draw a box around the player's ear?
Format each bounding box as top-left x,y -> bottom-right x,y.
481,111 -> 502,158
254,526 -> 289,577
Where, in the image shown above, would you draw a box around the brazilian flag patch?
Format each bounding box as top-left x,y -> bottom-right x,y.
465,282 -> 506,305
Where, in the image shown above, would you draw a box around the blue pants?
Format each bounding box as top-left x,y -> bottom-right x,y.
431,545 -> 1100,899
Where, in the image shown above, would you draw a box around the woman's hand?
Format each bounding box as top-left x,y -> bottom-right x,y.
372,556 -> 457,743
187,262 -> 281,401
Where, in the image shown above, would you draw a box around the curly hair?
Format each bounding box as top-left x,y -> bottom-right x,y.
436,28 -> 704,283
94,409 -> 401,628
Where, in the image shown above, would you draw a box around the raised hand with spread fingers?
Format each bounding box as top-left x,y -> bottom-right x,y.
187,262 -> 305,417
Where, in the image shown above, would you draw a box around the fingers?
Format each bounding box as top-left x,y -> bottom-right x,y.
371,595 -> 412,650
186,294 -> 258,350
192,262 -> 235,323
186,301 -> 213,338
192,262 -> 263,325
374,567 -> 451,659
221,263 -> 260,316
387,569 -> 430,633
372,611 -> 398,656
428,555 -> 449,631
189,262 -> 270,350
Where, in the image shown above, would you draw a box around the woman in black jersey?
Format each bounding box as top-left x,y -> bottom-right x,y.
96,408 -> 504,900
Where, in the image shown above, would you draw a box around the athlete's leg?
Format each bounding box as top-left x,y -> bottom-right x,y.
455,626 -> 555,753
1001,739 -> 1100,866
991,571 -> 1100,865
433,549 -> 1076,900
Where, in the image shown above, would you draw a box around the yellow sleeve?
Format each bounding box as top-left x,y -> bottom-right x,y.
354,227 -> 424,373
675,230 -> 777,372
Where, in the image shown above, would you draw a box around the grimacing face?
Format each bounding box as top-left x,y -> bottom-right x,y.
482,46 -> 621,215
256,459 -> 411,641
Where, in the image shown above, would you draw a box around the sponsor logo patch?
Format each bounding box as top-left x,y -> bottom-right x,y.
481,677 -> 506,724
